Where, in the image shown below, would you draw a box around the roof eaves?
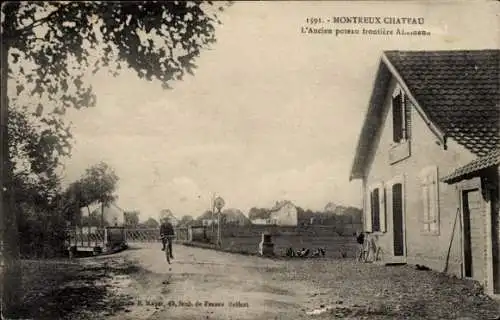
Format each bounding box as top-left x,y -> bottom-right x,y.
349,51 -> 460,182
349,57 -> 389,181
441,149 -> 500,184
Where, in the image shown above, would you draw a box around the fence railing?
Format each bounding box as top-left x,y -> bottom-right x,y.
124,227 -> 189,242
67,228 -> 105,247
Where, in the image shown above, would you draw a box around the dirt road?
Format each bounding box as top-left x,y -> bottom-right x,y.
76,243 -> 500,320
104,243 -> 313,320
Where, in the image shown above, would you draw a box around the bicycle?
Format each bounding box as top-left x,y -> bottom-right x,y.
357,234 -> 382,263
160,234 -> 174,264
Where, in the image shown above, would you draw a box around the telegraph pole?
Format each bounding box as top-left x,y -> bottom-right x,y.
210,193 -> 215,236
217,207 -> 221,247
214,196 -> 225,248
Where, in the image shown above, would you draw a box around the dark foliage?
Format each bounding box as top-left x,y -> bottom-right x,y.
2,2 -> 228,258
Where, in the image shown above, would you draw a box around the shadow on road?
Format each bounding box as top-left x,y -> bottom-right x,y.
12,258 -> 141,320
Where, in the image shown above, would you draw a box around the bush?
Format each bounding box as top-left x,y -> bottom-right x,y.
18,204 -> 68,259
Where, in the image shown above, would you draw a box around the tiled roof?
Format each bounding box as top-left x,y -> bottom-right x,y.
269,200 -> 295,213
441,148 -> 500,183
350,50 -> 500,181
385,50 -> 500,156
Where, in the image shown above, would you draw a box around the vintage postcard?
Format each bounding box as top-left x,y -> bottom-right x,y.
1,0 -> 499,319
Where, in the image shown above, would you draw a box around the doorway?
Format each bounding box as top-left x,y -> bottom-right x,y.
392,183 -> 405,256
462,188 -> 485,281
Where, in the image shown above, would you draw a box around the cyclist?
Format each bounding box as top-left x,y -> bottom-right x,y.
160,217 -> 175,260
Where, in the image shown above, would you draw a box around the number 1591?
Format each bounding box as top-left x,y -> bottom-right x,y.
306,17 -> 323,24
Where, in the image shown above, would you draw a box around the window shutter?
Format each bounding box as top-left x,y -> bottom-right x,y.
365,189 -> 372,232
421,175 -> 430,232
379,184 -> 387,232
429,182 -> 437,232
404,97 -> 411,140
392,94 -> 403,143
419,166 -> 439,233
386,184 -> 393,232
429,167 -> 440,233
367,184 -> 385,233
372,189 -> 380,232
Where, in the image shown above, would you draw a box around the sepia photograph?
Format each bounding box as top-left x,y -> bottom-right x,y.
1,0 -> 499,319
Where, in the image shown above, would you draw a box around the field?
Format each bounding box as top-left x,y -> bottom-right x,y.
118,225 -> 361,258
219,234 -> 358,258
192,225 -> 360,258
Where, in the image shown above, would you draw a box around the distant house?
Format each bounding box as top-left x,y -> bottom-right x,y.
324,202 -> 348,215
349,50 -> 499,294
106,204 -> 127,226
80,202 -> 124,226
269,200 -> 298,226
202,218 -> 218,226
222,209 -> 251,226
251,218 -> 272,225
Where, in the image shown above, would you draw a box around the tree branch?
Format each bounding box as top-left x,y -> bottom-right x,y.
13,3 -> 69,38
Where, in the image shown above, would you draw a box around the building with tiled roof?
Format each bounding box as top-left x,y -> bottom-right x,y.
349,49 -> 499,295
442,148 -> 500,184
248,201 -> 298,226
268,200 -> 298,226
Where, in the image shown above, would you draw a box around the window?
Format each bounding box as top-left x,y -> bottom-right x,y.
392,182 -> 405,256
392,87 -> 411,143
366,183 -> 386,233
419,166 -> 440,234
371,189 -> 380,232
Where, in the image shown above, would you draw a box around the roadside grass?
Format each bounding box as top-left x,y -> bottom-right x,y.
13,257 -> 142,319
278,259 -> 500,320
181,234 -> 359,260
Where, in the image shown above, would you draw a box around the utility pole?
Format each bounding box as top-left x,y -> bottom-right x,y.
217,208 -> 221,247
214,196 -> 225,248
210,193 -> 215,240
101,201 -> 105,248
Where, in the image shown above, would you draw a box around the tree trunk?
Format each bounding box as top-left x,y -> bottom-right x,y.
1,38 -> 21,316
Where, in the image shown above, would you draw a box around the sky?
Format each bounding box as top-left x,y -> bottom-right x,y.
60,1 -> 499,221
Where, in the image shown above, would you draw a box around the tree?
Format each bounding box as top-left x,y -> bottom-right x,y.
83,209 -> 103,227
79,162 -> 119,206
196,210 -> 216,221
124,210 -> 140,228
9,108 -> 71,203
344,206 -> 363,224
141,217 -> 159,229
159,209 -> 174,219
1,2 -> 229,313
57,162 -> 118,227
3,1 -> 230,190
179,215 -> 194,227
248,207 -> 269,220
